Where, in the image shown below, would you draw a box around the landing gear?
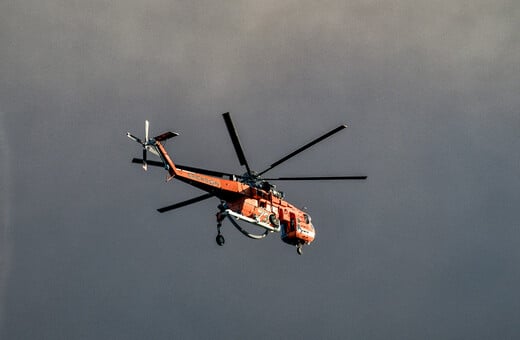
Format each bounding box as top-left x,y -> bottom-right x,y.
216,208 -> 226,246
216,220 -> 225,246
216,233 -> 225,246
269,214 -> 280,227
296,243 -> 303,255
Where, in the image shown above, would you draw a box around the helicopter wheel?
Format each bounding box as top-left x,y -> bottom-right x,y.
216,234 -> 225,246
269,214 -> 280,227
296,244 -> 303,255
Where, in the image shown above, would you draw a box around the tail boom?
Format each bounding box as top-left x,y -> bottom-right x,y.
154,141 -> 250,197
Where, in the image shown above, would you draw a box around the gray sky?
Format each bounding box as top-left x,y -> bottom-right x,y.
1,1 -> 519,339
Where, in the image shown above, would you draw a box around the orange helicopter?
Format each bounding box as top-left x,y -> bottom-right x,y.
127,112 -> 366,255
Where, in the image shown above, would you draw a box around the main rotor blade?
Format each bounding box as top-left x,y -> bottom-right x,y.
261,175 -> 367,181
157,193 -> 215,213
176,164 -> 237,179
222,112 -> 252,175
132,159 -> 239,178
258,124 -> 348,176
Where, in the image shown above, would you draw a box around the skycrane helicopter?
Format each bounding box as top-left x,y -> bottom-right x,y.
127,112 -> 366,255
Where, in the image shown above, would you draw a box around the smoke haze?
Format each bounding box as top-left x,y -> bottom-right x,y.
1,1 -> 519,339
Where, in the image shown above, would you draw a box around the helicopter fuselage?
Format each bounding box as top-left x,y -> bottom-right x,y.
154,141 -> 316,247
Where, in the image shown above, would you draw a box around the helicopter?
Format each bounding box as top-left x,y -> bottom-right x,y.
127,112 -> 366,255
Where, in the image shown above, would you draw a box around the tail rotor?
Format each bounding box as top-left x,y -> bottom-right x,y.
127,120 -> 152,171
127,120 -> 179,171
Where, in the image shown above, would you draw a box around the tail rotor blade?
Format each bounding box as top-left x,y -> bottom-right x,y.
132,158 -> 164,168
126,133 -> 142,144
142,148 -> 148,171
145,120 -> 150,142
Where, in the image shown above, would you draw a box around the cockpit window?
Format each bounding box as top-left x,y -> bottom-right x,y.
304,214 -> 310,224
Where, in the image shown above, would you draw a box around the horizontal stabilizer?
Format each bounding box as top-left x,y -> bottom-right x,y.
154,131 -> 179,142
